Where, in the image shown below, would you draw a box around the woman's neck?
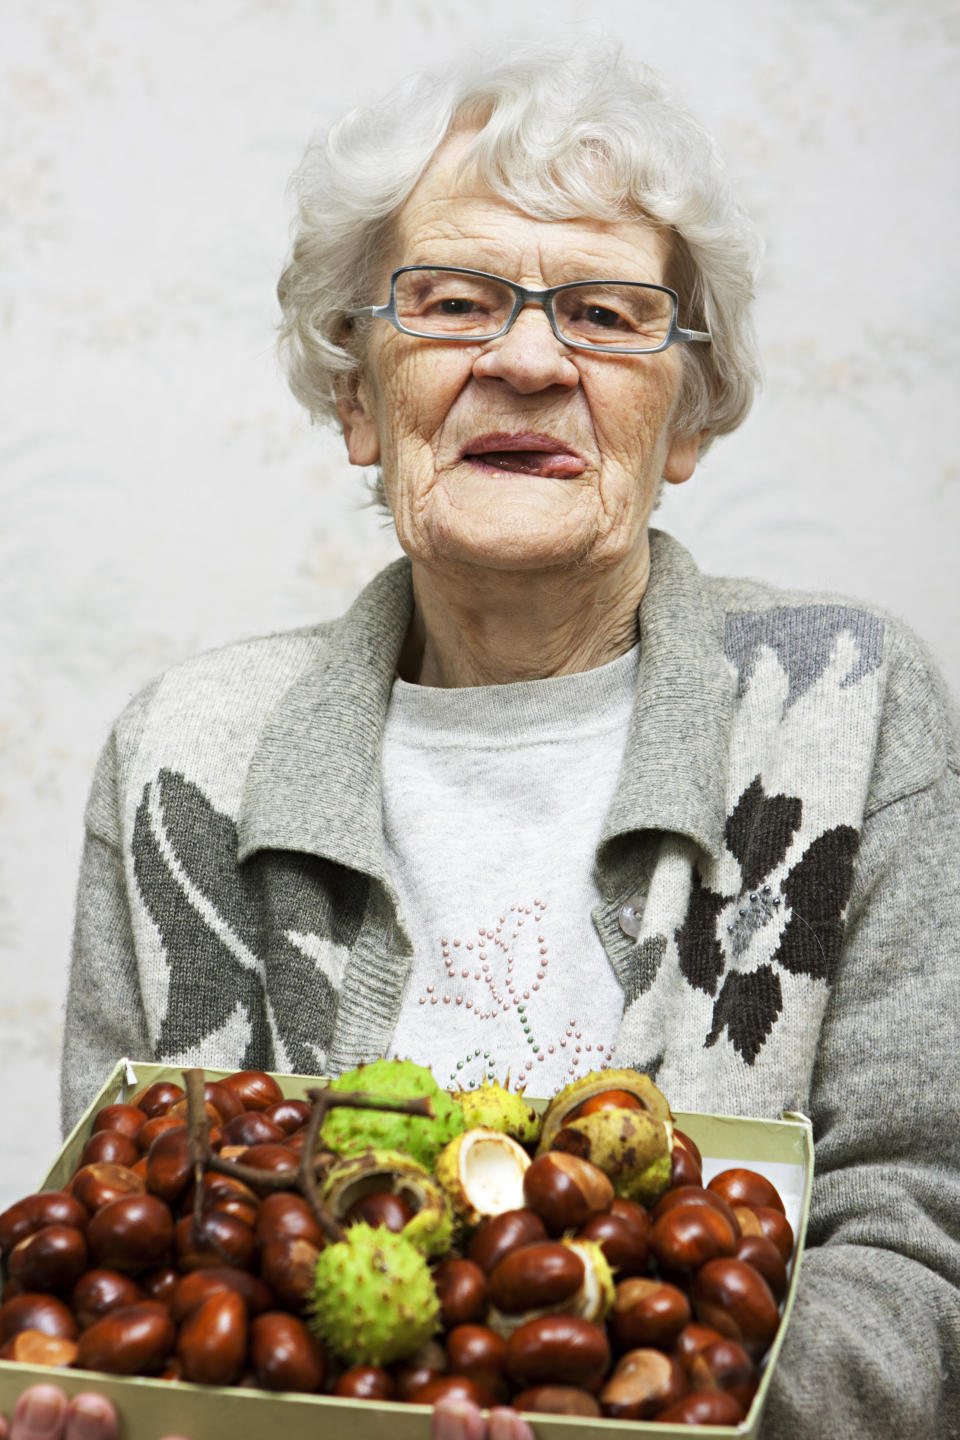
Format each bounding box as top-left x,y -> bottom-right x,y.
400,545 -> 650,688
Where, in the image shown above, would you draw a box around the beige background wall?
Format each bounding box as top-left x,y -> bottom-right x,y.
2,0 -> 958,1205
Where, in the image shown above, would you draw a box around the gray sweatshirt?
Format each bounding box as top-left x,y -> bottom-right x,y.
62,529 -> 960,1438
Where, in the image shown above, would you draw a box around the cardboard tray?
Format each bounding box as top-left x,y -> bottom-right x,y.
0,1060 -> 814,1439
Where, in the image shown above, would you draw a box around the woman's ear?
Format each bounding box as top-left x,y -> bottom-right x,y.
663,429 -> 704,486
335,371 -> 381,467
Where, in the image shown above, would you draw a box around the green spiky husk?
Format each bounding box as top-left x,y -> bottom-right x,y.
308,1223 -> 440,1366
321,1059 -> 467,1169
454,1082 -> 542,1146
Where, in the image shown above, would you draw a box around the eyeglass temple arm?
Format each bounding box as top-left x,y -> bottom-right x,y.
674,325 -> 711,344
345,304 -> 385,320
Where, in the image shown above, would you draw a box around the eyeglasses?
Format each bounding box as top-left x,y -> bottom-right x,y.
346,265 -> 711,355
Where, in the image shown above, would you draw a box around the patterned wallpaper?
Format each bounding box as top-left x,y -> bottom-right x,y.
2,0 -> 958,1204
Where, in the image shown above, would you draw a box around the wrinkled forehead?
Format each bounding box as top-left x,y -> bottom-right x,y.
385,127 -> 672,281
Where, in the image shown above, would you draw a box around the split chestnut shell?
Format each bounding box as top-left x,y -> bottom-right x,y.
435,1128 -> 532,1230
322,1149 -> 452,1259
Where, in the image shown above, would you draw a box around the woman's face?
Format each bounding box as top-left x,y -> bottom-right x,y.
338,133 -> 700,580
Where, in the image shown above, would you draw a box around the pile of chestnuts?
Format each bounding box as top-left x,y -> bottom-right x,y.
0,1068 -> 796,1429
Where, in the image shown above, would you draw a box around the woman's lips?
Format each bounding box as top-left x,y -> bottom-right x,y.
460,432 -> 587,479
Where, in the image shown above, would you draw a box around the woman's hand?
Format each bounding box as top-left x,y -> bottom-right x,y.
3,1384 -> 534,1440
432,1397 -> 535,1440
0,1385 -> 188,1440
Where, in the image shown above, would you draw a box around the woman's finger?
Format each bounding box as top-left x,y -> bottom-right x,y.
10,1385 -> 67,1439
62,1394 -> 118,1440
431,1397 -> 487,1440
489,1407 -> 536,1440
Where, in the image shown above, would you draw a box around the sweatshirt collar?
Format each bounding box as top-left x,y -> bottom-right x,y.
236,530 -> 734,879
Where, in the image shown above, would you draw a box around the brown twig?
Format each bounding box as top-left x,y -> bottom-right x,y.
180,1072 -> 437,1248
184,1068 -> 211,1236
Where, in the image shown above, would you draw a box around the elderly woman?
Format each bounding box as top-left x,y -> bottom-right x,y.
7,44 -> 958,1440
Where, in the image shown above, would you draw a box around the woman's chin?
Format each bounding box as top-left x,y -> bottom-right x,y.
401,478 -> 604,571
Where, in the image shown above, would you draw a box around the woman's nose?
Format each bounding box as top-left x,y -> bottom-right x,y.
471,305 -> 580,393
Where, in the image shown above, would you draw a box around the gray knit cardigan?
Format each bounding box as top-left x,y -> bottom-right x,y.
62,529 -> 960,1437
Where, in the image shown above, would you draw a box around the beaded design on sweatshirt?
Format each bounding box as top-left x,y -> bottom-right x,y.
407,899 -> 616,1091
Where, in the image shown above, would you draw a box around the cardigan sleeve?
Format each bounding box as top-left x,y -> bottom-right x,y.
60,734 -> 151,1136
762,767 -> 960,1439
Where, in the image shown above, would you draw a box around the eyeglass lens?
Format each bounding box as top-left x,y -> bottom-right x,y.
392,269 -> 675,350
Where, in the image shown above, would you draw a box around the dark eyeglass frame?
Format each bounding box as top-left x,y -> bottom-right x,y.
346,264 -> 712,355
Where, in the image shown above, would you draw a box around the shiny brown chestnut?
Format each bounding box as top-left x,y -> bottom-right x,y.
673,1321 -> 729,1368
144,1128 -> 192,1206
130,1081 -> 184,1118
650,1185 -> 741,1236
177,1289 -> 248,1386
734,1234 -> 789,1300
173,1212 -> 256,1273
432,1257 -> 488,1327
0,1293 -> 78,1343
708,1168 -> 786,1215
135,1115 -> 186,1155
467,1209 -> 548,1275
344,1190 -> 415,1232
236,1143 -> 299,1175
687,1337 -> 758,1413
650,1202 -> 739,1273
79,1131 -> 141,1170
692,1258 -> 781,1358
91,1104 -> 148,1141
670,1141 -> 703,1189
71,1269 -> 144,1329
488,1241 -> 585,1315
259,1236 -> 322,1311
610,1278 -> 691,1352
170,1266 -> 273,1323
203,1081 -> 245,1123
734,1204 -> 795,1262
609,1198 -> 653,1239
522,1152 -> 614,1236
445,1324 -> 508,1395
219,1112 -> 287,1149
406,1374 -> 500,1408
600,1348 -> 687,1420
333,1364 -> 396,1400
139,1266 -> 179,1305
254,1193 -> 325,1251
250,1311 -> 326,1392
167,1098 -> 223,1126
565,1089 -> 644,1121
71,1163 -> 146,1214
0,1194 -> 89,1255
657,1390 -> 746,1425
9,1226 -> 88,1294
674,1129 -> 703,1168
220,1069 -> 284,1112
87,1195 -> 175,1275
181,1173 -> 260,1228
512,1386 -> 602,1417
576,1212 -> 650,1277
263,1098 -> 312,1134
392,1339 -> 447,1400
505,1314 -> 611,1393
76,1302 -> 176,1375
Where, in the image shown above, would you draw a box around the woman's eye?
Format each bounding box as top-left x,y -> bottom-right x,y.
437,297 -> 481,314
584,304 -> 626,329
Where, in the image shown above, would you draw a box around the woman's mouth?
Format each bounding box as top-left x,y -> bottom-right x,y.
460,432 -> 587,479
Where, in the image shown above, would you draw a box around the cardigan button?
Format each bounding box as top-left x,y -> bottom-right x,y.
618,895 -> 645,939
